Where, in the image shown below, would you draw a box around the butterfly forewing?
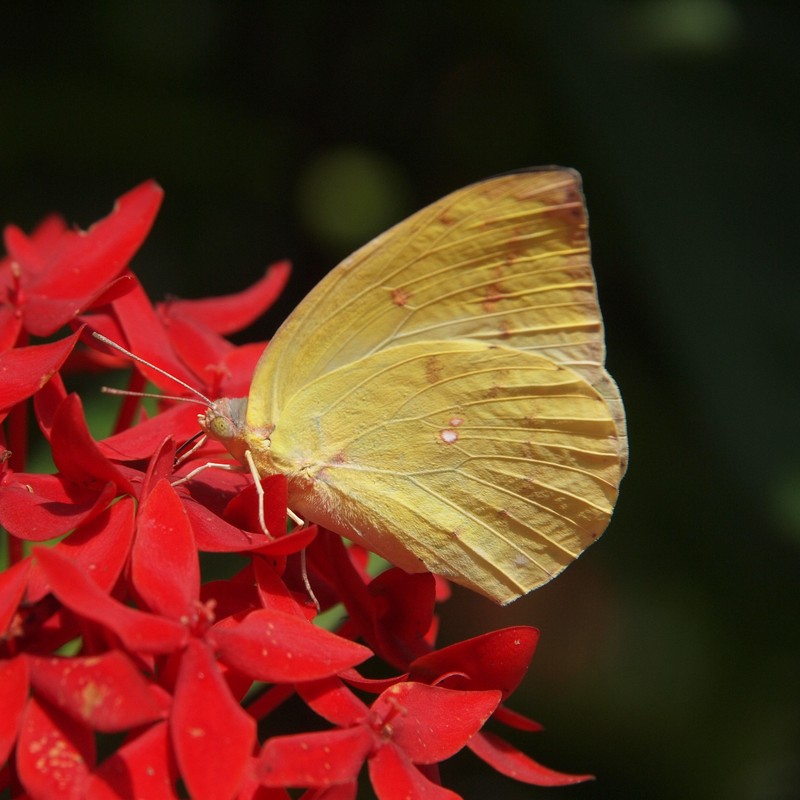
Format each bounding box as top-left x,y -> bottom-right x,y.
247,170 -> 625,467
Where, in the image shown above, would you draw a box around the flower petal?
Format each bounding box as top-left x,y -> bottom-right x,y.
51,393 -> 135,494
298,783 -> 357,800
339,669 -> 408,696
35,546 -> 187,654
251,557 -> 307,618
158,312 -> 236,384
372,683 -> 500,764
222,475 -> 289,540
467,731 -> 593,786
32,369 -> 67,442
28,651 -> 167,732
410,627 -> 539,698
16,695 -> 95,799
491,704 -> 544,732
258,726 -> 372,788
367,568 -> 436,669
26,498 -> 135,603
2,214 -> 66,278
0,557 -> 31,634
295,677 -> 369,727
210,608 -> 372,682
99,402 -> 201,460
368,744 -> 461,800
139,435 -> 177,501
132,479 -> 200,621
171,639 -> 255,800
160,260 -> 291,335
19,181 -> 163,336
0,330 -> 81,416
182,495 -> 273,552
106,277 -> 199,390
0,656 -> 29,765
88,720 -> 179,800
0,474 -> 118,541
310,533 -> 379,648
0,303 -> 23,354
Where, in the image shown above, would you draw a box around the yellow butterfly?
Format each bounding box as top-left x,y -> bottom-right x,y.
201,169 -> 627,605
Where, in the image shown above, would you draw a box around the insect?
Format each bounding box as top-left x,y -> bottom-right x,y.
194,169 -> 627,605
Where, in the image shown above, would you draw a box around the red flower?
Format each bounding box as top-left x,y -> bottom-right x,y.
0,181 -> 162,348
26,478 -> 371,799
0,330 -> 81,421
259,679 -> 500,797
0,183 -> 596,799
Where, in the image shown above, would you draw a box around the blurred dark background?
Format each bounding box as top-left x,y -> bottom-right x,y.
3,2 -> 799,798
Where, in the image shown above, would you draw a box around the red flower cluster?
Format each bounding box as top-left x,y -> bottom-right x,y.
0,183 -> 592,799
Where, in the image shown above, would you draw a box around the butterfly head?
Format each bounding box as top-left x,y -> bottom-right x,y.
199,397 -> 253,464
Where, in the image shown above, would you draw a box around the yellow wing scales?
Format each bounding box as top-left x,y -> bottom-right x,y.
258,340 -> 621,605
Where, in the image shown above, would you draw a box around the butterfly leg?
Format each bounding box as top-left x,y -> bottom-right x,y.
172,461 -> 247,488
175,452 -> 298,540
243,465 -> 316,607
244,449 -> 273,538
299,549 -> 320,612
242,450 -> 306,535
238,452 -> 316,605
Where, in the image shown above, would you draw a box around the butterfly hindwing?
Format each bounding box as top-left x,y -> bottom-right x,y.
261,340 -> 621,604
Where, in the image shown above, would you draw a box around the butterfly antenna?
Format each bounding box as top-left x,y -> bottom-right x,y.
91,331 -> 216,407
100,386 -> 208,407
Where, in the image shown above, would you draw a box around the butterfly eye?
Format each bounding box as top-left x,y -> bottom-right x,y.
210,415 -> 234,439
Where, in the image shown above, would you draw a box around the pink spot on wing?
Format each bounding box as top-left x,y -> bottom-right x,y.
440,429 -> 458,444
449,416 -> 464,427
482,283 -> 505,313
391,287 -> 410,306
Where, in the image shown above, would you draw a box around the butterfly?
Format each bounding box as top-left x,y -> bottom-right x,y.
200,169 -> 627,605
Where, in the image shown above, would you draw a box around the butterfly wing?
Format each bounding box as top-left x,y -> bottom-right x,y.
248,169 -> 626,467
259,340 -> 621,605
